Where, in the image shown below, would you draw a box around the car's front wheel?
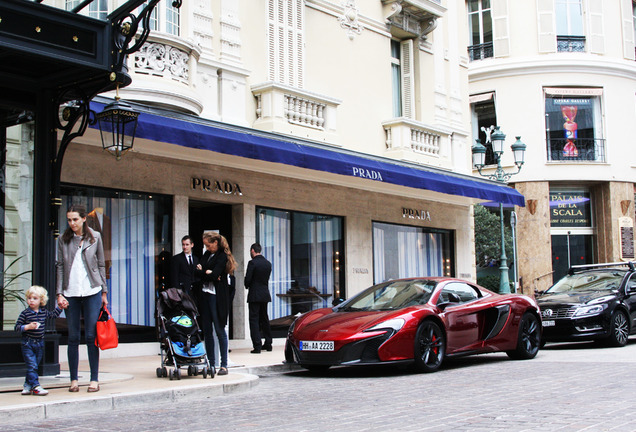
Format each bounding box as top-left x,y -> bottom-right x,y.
413,320 -> 445,373
606,310 -> 629,347
507,312 -> 541,360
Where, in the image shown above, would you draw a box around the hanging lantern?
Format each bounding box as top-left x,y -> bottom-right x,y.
96,85 -> 139,160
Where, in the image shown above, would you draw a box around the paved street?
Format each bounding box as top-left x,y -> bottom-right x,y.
6,340 -> 636,432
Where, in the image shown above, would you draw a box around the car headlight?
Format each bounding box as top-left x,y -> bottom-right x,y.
364,318 -> 405,332
573,304 -> 607,317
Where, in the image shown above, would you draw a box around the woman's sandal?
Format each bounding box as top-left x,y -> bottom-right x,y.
217,367 -> 228,376
87,384 -> 100,393
68,384 -> 79,392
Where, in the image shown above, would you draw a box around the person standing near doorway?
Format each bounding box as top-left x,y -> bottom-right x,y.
170,235 -> 199,298
195,231 -> 231,376
244,243 -> 272,354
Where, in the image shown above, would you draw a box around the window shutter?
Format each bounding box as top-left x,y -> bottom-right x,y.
492,0 -> 510,58
588,0 -> 605,54
400,39 -> 415,119
537,0 -> 557,53
267,0 -> 304,87
620,0 -> 635,59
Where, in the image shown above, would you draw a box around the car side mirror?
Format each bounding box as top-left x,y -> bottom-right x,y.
332,298 -> 344,306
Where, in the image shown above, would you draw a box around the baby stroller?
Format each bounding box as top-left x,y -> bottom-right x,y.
156,287 -> 210,380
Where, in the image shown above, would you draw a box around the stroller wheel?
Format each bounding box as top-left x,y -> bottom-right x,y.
175,368 -> 181,380
187,365 -> 193,376
193,366 -> 199,376
162,367 -> 168,377
202,367 -> 208,379
156,367 -> 163,378
169,369 -> 174,381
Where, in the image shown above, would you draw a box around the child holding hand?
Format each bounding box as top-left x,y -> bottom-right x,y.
14,286 -> 63,396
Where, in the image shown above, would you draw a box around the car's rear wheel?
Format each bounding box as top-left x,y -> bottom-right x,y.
413,320 -> 445,373
507,312 -> 541,360
606,310 -> 629,347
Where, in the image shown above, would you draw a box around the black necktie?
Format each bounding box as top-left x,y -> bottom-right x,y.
188,255 -> 193,268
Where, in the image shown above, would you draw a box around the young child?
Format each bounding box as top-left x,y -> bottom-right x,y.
14,286 -> 62,396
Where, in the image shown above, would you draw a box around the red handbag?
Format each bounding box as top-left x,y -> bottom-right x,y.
95,307 -> 119,350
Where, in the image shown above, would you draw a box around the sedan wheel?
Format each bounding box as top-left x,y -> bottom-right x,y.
413,320 -> 445,373
606,310 -> 629,347
507,312 -> 541,360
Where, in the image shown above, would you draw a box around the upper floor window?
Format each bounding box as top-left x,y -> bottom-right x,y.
391,40 -> 402,117
544,88 -> 604,162
467,0 -> 493,61
66,0 -> 107,20
268,0 -> 304,88
556,0 -> 585,52
391,39 -> 415,119
470,92 -> 498,165
135,1 -> 179,36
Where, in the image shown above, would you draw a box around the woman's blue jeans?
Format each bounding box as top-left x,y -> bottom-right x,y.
66,292 -> 102,382
21,337 -> 44,388
199,292 -> 228,369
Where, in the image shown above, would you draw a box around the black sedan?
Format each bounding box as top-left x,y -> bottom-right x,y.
537,262 -> 636,347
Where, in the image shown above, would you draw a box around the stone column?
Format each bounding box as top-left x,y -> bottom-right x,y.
593,182 -> 636,262
231,203 -> 253,340
513,181 -> 553,296
173,195 -> 189,250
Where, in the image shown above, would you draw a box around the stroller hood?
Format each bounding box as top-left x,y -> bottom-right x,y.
158,287 -> 199,317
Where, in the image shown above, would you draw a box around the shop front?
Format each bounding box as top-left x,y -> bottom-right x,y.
43,100 -> 523,349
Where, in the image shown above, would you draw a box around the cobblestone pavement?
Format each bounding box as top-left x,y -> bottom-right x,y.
6,343 -> 636,432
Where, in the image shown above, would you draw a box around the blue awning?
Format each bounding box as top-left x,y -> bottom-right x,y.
90,101 -> 524,206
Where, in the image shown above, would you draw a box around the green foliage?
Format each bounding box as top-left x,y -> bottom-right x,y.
1,255 -> 32,307
473,204 -> 514,269
477,274 -> 500,292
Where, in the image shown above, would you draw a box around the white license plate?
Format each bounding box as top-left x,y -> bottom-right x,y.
300,341 -> 334,351
543,320 -> 555,327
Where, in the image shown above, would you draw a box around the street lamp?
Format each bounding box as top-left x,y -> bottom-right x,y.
471,126 -> 526,293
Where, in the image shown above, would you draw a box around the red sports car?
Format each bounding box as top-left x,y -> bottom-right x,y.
285,277 -> 541,373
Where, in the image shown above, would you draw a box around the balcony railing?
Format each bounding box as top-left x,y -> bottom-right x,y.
468,42 -> 494,61
556,35 -> 586,52
546,138 -> 605,162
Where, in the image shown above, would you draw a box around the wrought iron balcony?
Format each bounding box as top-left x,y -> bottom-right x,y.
468,42 -> 494,61
546,138 -> 605,162
557,35 -> 586,52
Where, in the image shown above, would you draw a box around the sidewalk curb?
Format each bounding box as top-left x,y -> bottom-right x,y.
0,372 -> 259,424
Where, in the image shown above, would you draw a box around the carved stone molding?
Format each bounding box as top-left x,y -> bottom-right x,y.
382,0 -> 445,41
338,0 -> 364,40
135,42 -> 190,82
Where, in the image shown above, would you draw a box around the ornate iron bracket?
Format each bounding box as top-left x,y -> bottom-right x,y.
50,88 -> 98,236
109,0 -> 183,80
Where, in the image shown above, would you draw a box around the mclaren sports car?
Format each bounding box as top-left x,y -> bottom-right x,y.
285,277 -> 541,373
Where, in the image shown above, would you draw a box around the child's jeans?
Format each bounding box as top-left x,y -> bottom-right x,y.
21,336 -> 44,389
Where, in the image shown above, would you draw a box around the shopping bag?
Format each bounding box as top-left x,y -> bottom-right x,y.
95,306 -> 119,350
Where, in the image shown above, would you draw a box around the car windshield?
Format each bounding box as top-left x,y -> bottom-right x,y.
341,280 -> 437,311
547,270 -> 626,294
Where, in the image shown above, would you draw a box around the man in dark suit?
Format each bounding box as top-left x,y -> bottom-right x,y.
244,243 -> 273,353
170,235 -> 199,298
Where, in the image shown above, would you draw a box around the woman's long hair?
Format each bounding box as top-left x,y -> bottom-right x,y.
61,205 -> 94,244
220,235 -> 237,276
202,231 -> 236,275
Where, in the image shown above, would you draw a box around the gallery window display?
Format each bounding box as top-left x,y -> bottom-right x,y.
544,89 -> 604,162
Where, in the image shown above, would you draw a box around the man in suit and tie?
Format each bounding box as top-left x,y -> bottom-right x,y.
244,243 -> 273,353
170,235 -> 199,298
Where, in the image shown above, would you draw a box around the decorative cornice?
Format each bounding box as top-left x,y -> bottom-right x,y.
469,56 -> 636,82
